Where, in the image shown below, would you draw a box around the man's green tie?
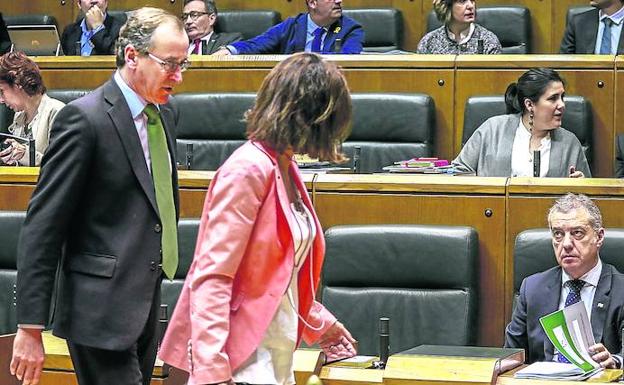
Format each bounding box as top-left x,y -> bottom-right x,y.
144,104 -> 178,280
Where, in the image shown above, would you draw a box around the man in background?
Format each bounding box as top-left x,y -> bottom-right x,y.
11,7 -> 187,385
560,0 -> 624,54
183,0 -> 241,55
61,0 -> 125,55
214,0 -> 363,55
505,193 -> 624,368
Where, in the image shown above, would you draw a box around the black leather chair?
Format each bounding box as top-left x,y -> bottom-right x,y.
216,10 -> 281,40
161,218 -> 200,318
342,8 -> 403,52
322,225 -> 479,355
4,14 -> 58,29
513,228 -> 624,308
0,211 -> 26,335
462,95 -> 593,165
566,6 -> 594,24
172,93 -> 255,171
345,93 -> 435,173
426,6 -> 531,53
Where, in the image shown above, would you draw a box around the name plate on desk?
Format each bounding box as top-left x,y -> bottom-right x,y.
384,345 -> 524,385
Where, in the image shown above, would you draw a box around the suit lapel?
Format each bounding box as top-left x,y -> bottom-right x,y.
540,268 -> 563,360
293,17 -> 308,53
205,35 -> 218,54
322,20 -> 341,53
618,26 -> 624,54
103,80 -> 159,215
591,264 -> 612,343
584,11 -> 599,54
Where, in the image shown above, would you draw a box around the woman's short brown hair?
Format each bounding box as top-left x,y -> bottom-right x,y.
0,51 -> 46,96
246,53 -> 352,163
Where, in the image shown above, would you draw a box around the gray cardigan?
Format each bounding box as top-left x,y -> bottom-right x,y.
453,114 -> 591,177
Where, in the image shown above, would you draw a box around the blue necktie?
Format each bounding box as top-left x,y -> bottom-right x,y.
311,27 -> 324,53
599,18 -> 613,55
555,279 -> 586,363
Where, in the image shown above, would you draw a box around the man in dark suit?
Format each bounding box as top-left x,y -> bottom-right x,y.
505,193 -> 624,368
10,7 -> 189,385
61,0 -> 125,56
183,0 -> 241,55
560,0 -> 624,54
615,134 -> 624,177
213,0 -> 363,55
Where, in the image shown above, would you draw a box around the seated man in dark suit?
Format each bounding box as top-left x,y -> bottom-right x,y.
505,193 -> 624,368
182,0 -> 242,55
616,134 -> 624,177
560,0 -> 624,54
61,0 -> 125,56
214,0 -> 363,55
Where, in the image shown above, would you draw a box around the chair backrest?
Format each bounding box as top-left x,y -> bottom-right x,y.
4,14 -> 58,29
0,211 -> 26,335
426,6 -> 531,53
462,95 -> 593,165
216,10 -> 281,40
566,6 -> 594,24
513,228 -> 624,307
47,89 -> 91,105
172,93 -> 255,171
345,93 -> 435,172
322,225 -> 479,355
161,218 -> 200,318
342,8 -> 403,52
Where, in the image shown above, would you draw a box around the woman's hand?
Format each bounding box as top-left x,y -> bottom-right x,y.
568,166 -> 585,178
0,139 -> 26,165
318,321 -> 357,362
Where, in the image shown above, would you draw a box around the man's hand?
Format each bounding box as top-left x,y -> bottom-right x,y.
11,328 -> 45,385
85,5 -> 105,30
212,48 -> 232,56
568,166 -> 585,178
589,343 -> 616,369
318,321 -> 357,362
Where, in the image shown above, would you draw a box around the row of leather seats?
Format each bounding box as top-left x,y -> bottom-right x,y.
4,210 -> 624,354
2,89 -> 593,173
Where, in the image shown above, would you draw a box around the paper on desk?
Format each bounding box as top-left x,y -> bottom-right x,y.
514,362 -> 603,380
539,301 -> 600,372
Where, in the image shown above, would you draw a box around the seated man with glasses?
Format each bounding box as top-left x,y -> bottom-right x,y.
505,193 -> 624,368
61,0 -> 125,55
182,0 -> 242,55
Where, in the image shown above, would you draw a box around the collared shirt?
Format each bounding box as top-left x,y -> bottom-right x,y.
188,32 -> 213,55
594,6 -> 624,54
558,259 -> 602,320
113,71 -> 153,173
80,14 -> 107,56
446,23 -> 475,45
511,119 -> 551,177
305,14 -> 326,52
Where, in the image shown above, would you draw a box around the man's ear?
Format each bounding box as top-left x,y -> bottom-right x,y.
208,13 -> 217,27
596,227 -> 605,248
124,45 -> 139,69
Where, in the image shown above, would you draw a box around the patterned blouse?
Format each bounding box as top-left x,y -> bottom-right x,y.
417,23 -> 502,54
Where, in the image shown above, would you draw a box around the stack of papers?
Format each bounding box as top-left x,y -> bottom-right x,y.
514,362 -> 603,380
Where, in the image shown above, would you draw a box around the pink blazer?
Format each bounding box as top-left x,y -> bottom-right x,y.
158,141 -> 336,384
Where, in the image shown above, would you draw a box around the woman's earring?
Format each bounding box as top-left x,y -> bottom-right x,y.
528,109 -> 534,132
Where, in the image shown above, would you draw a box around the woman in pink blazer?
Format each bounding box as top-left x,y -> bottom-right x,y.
159,53 -> 357,385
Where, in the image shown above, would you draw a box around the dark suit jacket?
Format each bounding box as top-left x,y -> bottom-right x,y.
15,78 -> 179,350
560,8 -> 624,54
230,13 -> 364,54
200,32 -> 242,54
615,134 -> 624,178
61,13 -> 125,55
505,263 -> 624,363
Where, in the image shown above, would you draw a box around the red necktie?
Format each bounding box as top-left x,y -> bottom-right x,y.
192,39 -> 201,54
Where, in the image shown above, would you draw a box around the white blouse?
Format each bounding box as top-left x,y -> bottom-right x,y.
233,200 -> 316,385
511,120 -> 551,177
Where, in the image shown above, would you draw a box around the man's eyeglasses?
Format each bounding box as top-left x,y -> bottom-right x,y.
181,11 -> 210,21
147,52 -> 190,73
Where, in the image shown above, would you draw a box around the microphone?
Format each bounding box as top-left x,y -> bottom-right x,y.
159,304 -> 170,376
185,143 -> 194,170
533,150 -> 541,177
352,146 -> 361,174
334,38 -> 343,53
379,317 -> 390,367
477,39 -> 484,54
75,41 -> 81,56
28,138 -> 35,167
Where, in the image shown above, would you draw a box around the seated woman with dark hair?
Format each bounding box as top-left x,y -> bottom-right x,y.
453,68 -> 591,177
0,51 -> 65,166
417,0 -> 501,54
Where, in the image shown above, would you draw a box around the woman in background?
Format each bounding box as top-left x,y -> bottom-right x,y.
159,52 -> 357,385
453,68 -> 590,177
0,51 -> 65,166
417,0 -> 501,54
